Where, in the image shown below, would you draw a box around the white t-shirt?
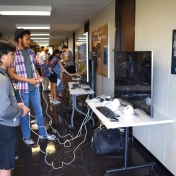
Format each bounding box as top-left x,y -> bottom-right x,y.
39,51 -> 46,65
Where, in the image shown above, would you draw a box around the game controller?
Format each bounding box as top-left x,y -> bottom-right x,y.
13,85 -> 20,89
124,105 -> 134,115
37,78 -> 43,82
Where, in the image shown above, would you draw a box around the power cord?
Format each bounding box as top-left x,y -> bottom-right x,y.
17,82 -> 93,169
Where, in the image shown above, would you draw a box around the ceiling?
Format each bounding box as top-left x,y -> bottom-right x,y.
0,0 -> 113,46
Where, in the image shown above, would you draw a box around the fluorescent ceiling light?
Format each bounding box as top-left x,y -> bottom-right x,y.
78,37 -> 86,40
31,33 -> 49,36
34,40 -> 49,42
0,6 -> 51,16
16,24 -> 50,29
77,40 -> 86,42
33,41 -> 49,43
31,38 -> 49,40
0,11 -> 50,16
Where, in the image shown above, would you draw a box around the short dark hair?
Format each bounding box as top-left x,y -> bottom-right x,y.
0,40 -> 16,66
14,29 -> 31,42
17,32 -> 30,42
62,45 -> 68,49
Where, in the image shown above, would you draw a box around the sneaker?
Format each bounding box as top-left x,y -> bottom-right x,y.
39,133 -> 56,141
15,154 -> 19,160
50,99 -> 54,103
52,100 -> 61,105
23,137 -> 34,145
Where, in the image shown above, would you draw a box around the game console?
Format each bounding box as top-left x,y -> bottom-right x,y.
84,85 -> 90,91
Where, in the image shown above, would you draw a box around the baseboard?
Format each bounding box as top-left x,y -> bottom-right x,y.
133,137 -> 174,176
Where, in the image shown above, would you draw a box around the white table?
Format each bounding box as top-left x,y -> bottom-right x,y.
68,82 -> 95,129
87,101 -> 173,175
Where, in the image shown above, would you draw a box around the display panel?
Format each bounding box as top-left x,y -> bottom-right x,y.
114,51 -> 153,117
75,32 -> 89,82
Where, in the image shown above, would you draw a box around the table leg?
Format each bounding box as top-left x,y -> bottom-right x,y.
106,127 -> 156,174
69,95 -> 95,130
70,95 -> 76,129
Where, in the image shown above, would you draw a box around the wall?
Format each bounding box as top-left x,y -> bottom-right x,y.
89,0 -> 115,96
68,34 -> 73,51
3,34 -> 16,45
134,0 -> 176,175
75,25 -> 84,42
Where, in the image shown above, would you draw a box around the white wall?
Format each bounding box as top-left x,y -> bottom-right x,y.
75,25 -> 84,42
68,34 -> 73,51
89,0 -> 115,96
3,34 -> 16,45
134,0 -> 176,175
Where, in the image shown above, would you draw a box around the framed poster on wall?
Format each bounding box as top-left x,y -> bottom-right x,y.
171,29 -> 176,74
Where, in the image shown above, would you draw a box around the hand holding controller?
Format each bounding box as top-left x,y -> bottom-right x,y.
13,84 -> 20,90
36,78 -> 43,82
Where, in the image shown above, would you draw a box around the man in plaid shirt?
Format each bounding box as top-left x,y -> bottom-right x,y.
8,29 -> 56,145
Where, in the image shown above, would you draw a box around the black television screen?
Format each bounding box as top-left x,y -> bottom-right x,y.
114,51 -> 153,117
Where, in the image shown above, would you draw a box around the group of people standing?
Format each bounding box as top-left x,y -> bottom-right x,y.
35,44 -> 76,105
0,28 -> 76,176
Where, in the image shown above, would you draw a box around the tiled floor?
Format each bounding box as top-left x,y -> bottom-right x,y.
12,91 -> 173,176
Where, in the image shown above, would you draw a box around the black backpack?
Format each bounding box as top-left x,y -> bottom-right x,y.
91,127 -> 124,154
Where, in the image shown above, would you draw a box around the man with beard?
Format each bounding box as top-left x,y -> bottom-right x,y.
8,29 -> 56,145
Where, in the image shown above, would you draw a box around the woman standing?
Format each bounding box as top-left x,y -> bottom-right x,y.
49,49 -> 72,104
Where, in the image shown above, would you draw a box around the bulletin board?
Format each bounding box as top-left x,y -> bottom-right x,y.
92,23 -> 109,78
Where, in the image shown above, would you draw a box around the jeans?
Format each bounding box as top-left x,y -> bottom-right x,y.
21,88 -> 47,138
57,72 -> 62,94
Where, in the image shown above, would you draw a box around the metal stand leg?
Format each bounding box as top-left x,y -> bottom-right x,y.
68,95 -> 95,130
106,127 -> 156,174
70,95 -> 76,129
65,95 -> 75,130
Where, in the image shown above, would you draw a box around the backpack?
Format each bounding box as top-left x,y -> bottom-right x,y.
41,62 -> 52,77
91,127 -> 124,154
41,59 -> 58,77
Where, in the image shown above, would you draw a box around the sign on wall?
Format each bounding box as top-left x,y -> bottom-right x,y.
92,23 -> 109,78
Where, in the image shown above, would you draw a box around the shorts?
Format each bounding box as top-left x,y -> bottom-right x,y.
66,65 -> 75,74
49,71 -> 57,83
0,124 -> 17,170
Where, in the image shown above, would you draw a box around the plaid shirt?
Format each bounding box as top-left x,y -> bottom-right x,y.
9,46 -> 39,93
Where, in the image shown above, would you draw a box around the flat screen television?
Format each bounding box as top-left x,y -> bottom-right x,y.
114,51 -> 153,117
